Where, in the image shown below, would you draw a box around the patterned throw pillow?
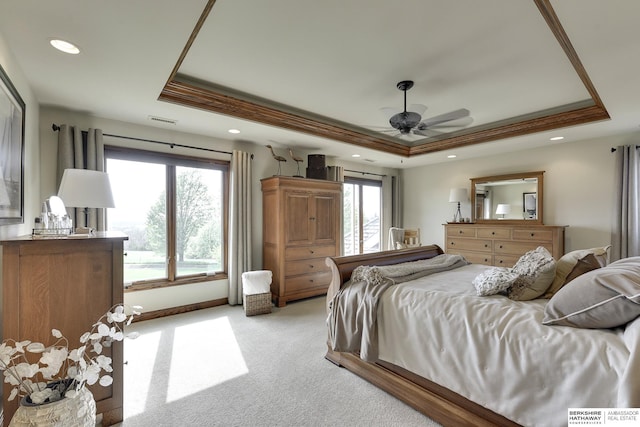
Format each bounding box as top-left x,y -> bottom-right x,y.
508,246 -> 556,301
472,267 -> 520,296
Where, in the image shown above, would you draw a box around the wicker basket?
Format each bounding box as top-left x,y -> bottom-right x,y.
243,292 -> 272,316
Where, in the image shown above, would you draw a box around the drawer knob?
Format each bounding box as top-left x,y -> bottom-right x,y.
499,245 -> 503,249
309,265 -> 314,268
459,230 -> 463,234
310,250 -> 315,254
450,242 -> 455,246
491,231 -> 495,235
530,233 -> 535,237
484,244 -> 488,248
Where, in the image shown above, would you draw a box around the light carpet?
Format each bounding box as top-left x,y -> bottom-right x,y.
115,296 -> 440,427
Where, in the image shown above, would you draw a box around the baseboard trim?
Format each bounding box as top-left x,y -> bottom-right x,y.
132,298 -> 229,322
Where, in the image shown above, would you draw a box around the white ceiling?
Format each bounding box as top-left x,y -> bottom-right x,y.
1,0 -> 640,169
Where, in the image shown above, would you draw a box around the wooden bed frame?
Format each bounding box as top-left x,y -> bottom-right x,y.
324,245 -> 520,427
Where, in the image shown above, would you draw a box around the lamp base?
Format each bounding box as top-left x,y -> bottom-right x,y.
452,202 -> 462,222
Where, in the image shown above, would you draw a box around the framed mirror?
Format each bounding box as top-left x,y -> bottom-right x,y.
471,171 -> 544,224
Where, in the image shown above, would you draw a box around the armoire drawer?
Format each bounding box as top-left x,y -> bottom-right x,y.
285,258 -> 330,277
285,271 -> 332,293
447,238 -> 492,252
285,244 -> 336,261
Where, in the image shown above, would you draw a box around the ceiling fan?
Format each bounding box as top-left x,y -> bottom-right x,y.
380,80 -> 473,138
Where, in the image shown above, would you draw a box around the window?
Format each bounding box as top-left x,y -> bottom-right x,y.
105,147 -> 228,289
342,177 -> 382,255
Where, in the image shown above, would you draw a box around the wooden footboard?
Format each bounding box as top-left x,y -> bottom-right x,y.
324,245 -> 520,427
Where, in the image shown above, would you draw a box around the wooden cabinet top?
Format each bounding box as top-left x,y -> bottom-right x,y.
261,176 -> 342,192
1,231 -> 128,244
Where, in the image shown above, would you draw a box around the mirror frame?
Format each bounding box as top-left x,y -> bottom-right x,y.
470,171 -> 544,225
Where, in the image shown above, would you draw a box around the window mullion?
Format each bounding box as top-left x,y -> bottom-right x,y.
167,165 -> 177,281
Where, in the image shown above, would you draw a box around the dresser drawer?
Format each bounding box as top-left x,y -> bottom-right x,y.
448,249 -> 492,265
494,254 -> 521,268
447,238 -> 492,252
512,229 -> 554,242
285,244 -> 336,261
477,228 -> 511,239
494,240 -> 552,255
285,258 -> 330,277
446,226 -> 477,238
284,271 -> 332,293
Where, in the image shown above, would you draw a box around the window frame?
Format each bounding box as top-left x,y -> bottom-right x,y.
105,146 -> 229,291
343,176 -> 382,255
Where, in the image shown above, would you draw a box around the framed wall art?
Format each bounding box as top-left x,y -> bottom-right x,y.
0,63 -> 25,225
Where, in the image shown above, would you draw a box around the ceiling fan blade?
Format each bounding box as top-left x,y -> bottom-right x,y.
407,104 -> 427,116
380,107 -> 400,119
426,116 -> 474,129
413,128 -> 445,138
418,108 -> 471,128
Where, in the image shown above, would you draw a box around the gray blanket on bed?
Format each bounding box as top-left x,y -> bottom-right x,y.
327,254 -> 468,362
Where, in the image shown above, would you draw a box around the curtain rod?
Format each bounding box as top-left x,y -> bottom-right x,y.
610,146 -> 639,152
51,123 -> 253,158
344,168 -> 387,177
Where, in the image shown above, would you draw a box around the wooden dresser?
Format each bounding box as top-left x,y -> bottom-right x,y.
444,223 -> 565,267
261,176 -> 342,307
1,232 -> 127,426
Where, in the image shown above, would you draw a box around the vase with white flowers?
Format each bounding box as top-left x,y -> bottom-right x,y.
0,304 -> 140,427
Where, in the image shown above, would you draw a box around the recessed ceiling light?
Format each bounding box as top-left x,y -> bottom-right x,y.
228,129 -> 240,134
447,154 -> 457,159
49,39 -> 80,54
351,154 -> 361,158
549,136 -> 564,141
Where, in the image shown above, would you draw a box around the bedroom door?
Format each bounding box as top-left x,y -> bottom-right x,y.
343,178 -> 381,255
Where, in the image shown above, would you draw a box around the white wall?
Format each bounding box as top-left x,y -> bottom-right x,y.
0,36 -> 40,240
38,107 -> 400,311
402,133 -> 639,253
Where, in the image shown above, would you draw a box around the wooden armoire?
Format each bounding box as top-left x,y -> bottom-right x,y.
261,176 -> 342,307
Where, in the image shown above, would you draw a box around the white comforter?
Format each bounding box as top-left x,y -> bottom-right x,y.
376,263 -> 640,427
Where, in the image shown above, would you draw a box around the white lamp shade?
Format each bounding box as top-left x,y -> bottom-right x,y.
58,169 -> 115,208
496,204 -> 511,215
449,188 -> 468,203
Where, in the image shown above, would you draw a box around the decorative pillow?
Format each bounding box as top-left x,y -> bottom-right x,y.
508,246 -> 556,301
544,246 -> 611,298
543,256 -> 640,328
472,267 -> 520,296
563,253 -> 601,285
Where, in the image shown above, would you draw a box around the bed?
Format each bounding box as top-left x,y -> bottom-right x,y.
325,245 -> 640,427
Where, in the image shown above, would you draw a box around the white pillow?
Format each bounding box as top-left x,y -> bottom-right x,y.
508,246 -> 556,301
472,267 -> 520,296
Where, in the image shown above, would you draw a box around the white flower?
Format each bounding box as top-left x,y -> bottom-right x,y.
38,348 -> 68,379
79,332 -> 91,344
26,342 -> 46,353
0,303 -> 141,404
99,375 -> 113,387
97,323 -> 110,337
30,388 -> 53,405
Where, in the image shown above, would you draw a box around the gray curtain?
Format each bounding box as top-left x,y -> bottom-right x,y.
56,125 -> 106,230
228,150 -> 252,305
611,145 -> 640,261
